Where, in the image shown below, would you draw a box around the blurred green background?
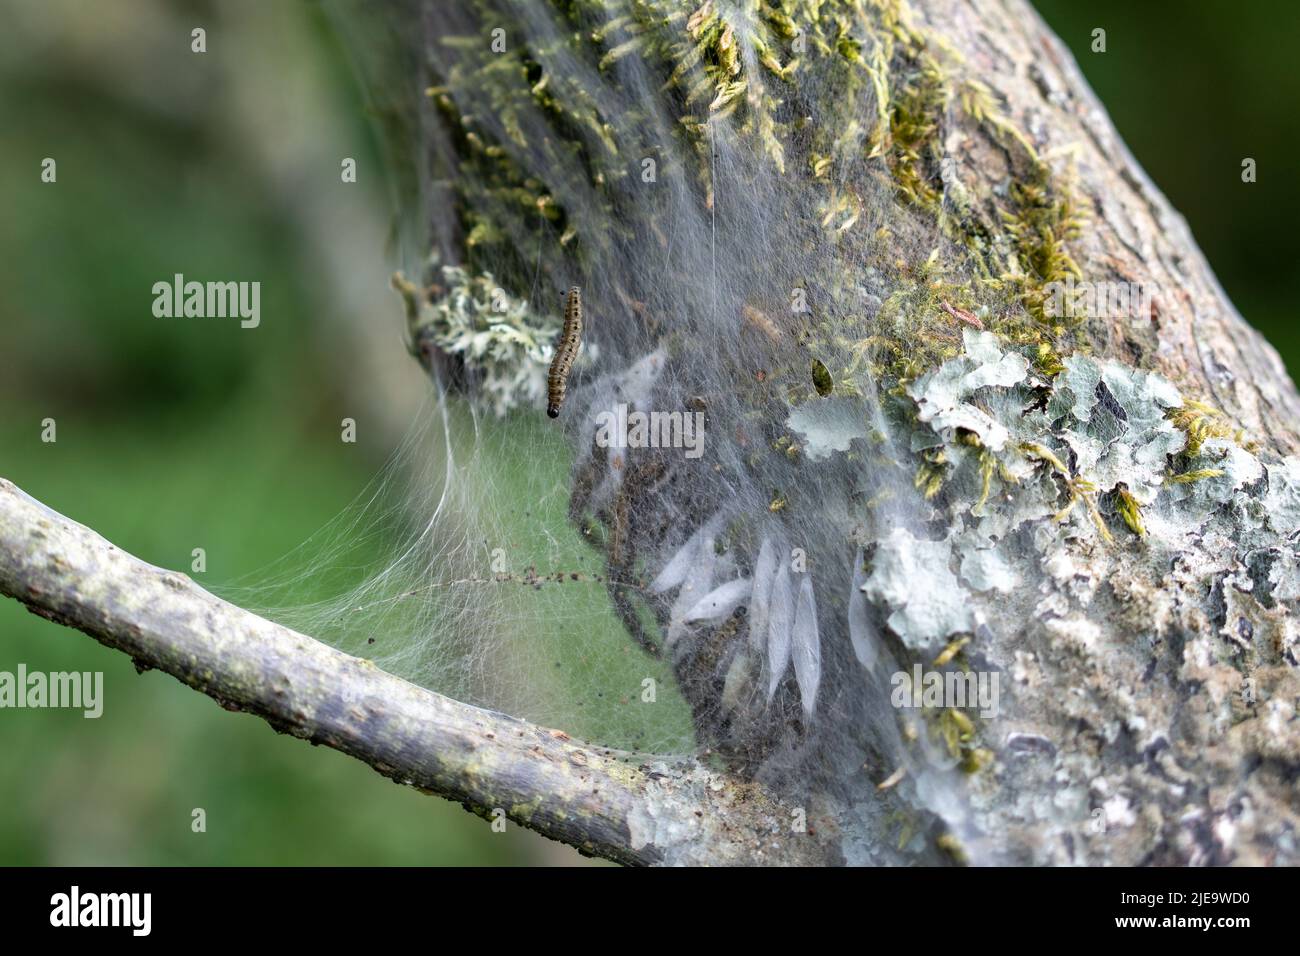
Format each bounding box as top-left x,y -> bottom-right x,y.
0,0 -> 1295,864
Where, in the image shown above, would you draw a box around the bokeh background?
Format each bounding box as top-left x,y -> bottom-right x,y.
0,0 -> 1295,864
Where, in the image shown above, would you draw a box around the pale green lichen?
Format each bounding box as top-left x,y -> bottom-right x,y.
895,317 -> 1300,572
862,528 -> 974,650
400,264 -> 575,417
959,548 -> 1018,593
908,331 -> 1030,452
785,397 -> 872,461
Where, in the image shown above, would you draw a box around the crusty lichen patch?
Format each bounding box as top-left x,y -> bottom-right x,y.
416,0 -> 1300,866
875,316 -> 1300,863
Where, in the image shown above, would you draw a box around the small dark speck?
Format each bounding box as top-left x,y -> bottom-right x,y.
367,638 -> 375,645
1238,617 -> 1254,642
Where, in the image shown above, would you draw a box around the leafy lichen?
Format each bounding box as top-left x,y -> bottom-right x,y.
399,264 -> 564,417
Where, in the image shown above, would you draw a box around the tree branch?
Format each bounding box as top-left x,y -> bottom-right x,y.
0,477 -> 829,866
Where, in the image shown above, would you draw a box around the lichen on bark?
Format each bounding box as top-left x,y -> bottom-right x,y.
394,0 -> 1300,864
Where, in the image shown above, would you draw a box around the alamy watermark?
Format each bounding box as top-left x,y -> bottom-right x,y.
1043,275 -> 1155,321
0,664 -> 103,718
891,664 -> 1000,719
50,886 -> 150,936
594,403 -> 704,459
152,273 -> 260,328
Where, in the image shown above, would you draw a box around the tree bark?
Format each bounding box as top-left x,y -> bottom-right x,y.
400,0 -> 1300,865
938,0 -> 1300,454
898,0 -> 1300,866
3,0 -> 1298,866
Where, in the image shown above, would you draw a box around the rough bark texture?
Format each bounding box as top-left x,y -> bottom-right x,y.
0,478 -> 833,866
3,0 -> 1298,867
892,0 -> 1300,866
944,0 -> 1300,455
401,0 -> 1300,865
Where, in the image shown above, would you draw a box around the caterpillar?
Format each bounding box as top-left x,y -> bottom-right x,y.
547,286 -> 583,418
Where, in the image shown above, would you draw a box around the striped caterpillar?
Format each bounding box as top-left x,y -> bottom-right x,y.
547,286 -> 583,418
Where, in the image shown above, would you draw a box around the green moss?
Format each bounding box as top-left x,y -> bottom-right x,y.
1020,442 -> 1114,543
885,59 -> 947,209
1167,399 -> 1248,457
427,0 -> 1204,560
914,448 -> 946,500
999,176 -> 1086,326
1113,484 -> 1146,538
935,831 -> 969,863
1166,467 -> 1226,484
811,358 -> 834,396
430,0 -> 1095,402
